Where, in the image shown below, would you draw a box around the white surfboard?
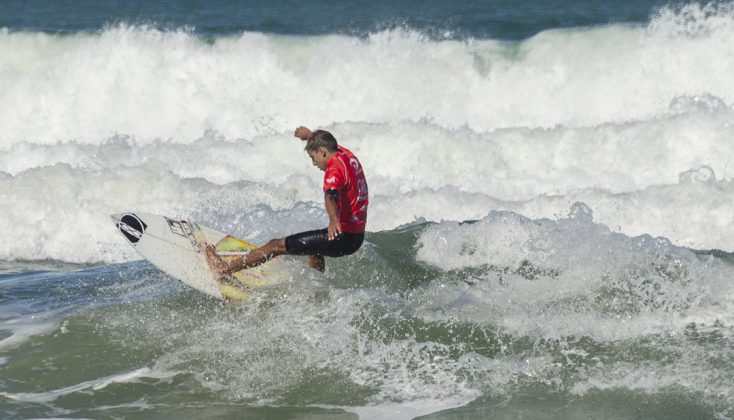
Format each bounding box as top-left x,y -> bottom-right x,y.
112,212 -> 285,301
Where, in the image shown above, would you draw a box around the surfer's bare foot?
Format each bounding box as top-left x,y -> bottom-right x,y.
308,255 -> 325,272
203,244 -> 228,278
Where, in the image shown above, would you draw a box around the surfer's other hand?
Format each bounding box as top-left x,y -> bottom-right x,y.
294,126 -> 311,140
327,221 -> 341,241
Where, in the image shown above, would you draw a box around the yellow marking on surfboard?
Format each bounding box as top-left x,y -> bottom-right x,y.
219,283 -> 251,300
212,234 -> 275,299
195,226 -> 280,301
232,271 -> 269,287
215,235 -> 257,252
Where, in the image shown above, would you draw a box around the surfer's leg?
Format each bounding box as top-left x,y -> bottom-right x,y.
285,229 -> 363,263
246,238 -> 325,272
243,238 -> 287,268
204,239 -> 287,277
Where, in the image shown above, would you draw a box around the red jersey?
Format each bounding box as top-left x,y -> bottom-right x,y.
323,146 -> 369,233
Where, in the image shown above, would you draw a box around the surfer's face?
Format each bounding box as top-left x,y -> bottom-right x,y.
307,148 -> 329,171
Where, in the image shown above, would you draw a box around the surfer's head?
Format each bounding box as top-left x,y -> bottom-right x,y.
304,130 -> 338,153
305,130 -> 338,171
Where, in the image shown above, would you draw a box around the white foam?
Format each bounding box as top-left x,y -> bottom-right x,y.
0,367 -> 151,403
4,108 -> 734,199
347,397 -> 472,420
0,322 -> 58,350
0,5 -> 733,144
113,280 -> 483,410
0,305 -> 76,350
414,204 -> 734,342
573,360 -> 733,397
569,337 -> 734,410
3,114 -> 734,263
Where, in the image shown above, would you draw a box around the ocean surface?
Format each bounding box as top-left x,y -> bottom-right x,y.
2,1 -> 734,418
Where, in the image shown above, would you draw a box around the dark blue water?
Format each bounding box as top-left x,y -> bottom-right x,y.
2,0 -> 665,39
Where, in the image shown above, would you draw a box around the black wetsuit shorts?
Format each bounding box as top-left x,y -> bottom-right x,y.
285,229 -> 364,257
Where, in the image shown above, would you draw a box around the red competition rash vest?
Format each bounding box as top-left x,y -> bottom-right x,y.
322,146 -> 369,233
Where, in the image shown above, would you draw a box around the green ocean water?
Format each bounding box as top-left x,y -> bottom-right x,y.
2,218 -> 733,419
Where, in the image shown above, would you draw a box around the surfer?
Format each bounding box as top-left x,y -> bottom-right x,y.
205,126 -> 368,273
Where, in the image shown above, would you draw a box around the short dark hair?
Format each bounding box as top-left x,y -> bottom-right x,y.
304,130 -> 338,152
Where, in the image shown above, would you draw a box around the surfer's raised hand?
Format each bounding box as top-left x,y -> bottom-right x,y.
294,126 -> 312,140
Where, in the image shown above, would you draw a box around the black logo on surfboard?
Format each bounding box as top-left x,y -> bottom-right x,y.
118,213 -> 147,244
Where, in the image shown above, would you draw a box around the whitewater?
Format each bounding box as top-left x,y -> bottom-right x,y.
1,5 -> 734,264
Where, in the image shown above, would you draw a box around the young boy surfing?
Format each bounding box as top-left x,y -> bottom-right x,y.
205,126 -> 368,274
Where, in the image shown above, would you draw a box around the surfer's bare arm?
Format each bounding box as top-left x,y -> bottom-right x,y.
294,126 -> 312,140
325,192 -> 341,240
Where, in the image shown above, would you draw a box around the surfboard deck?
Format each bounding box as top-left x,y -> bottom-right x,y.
112,212 -> 284,301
